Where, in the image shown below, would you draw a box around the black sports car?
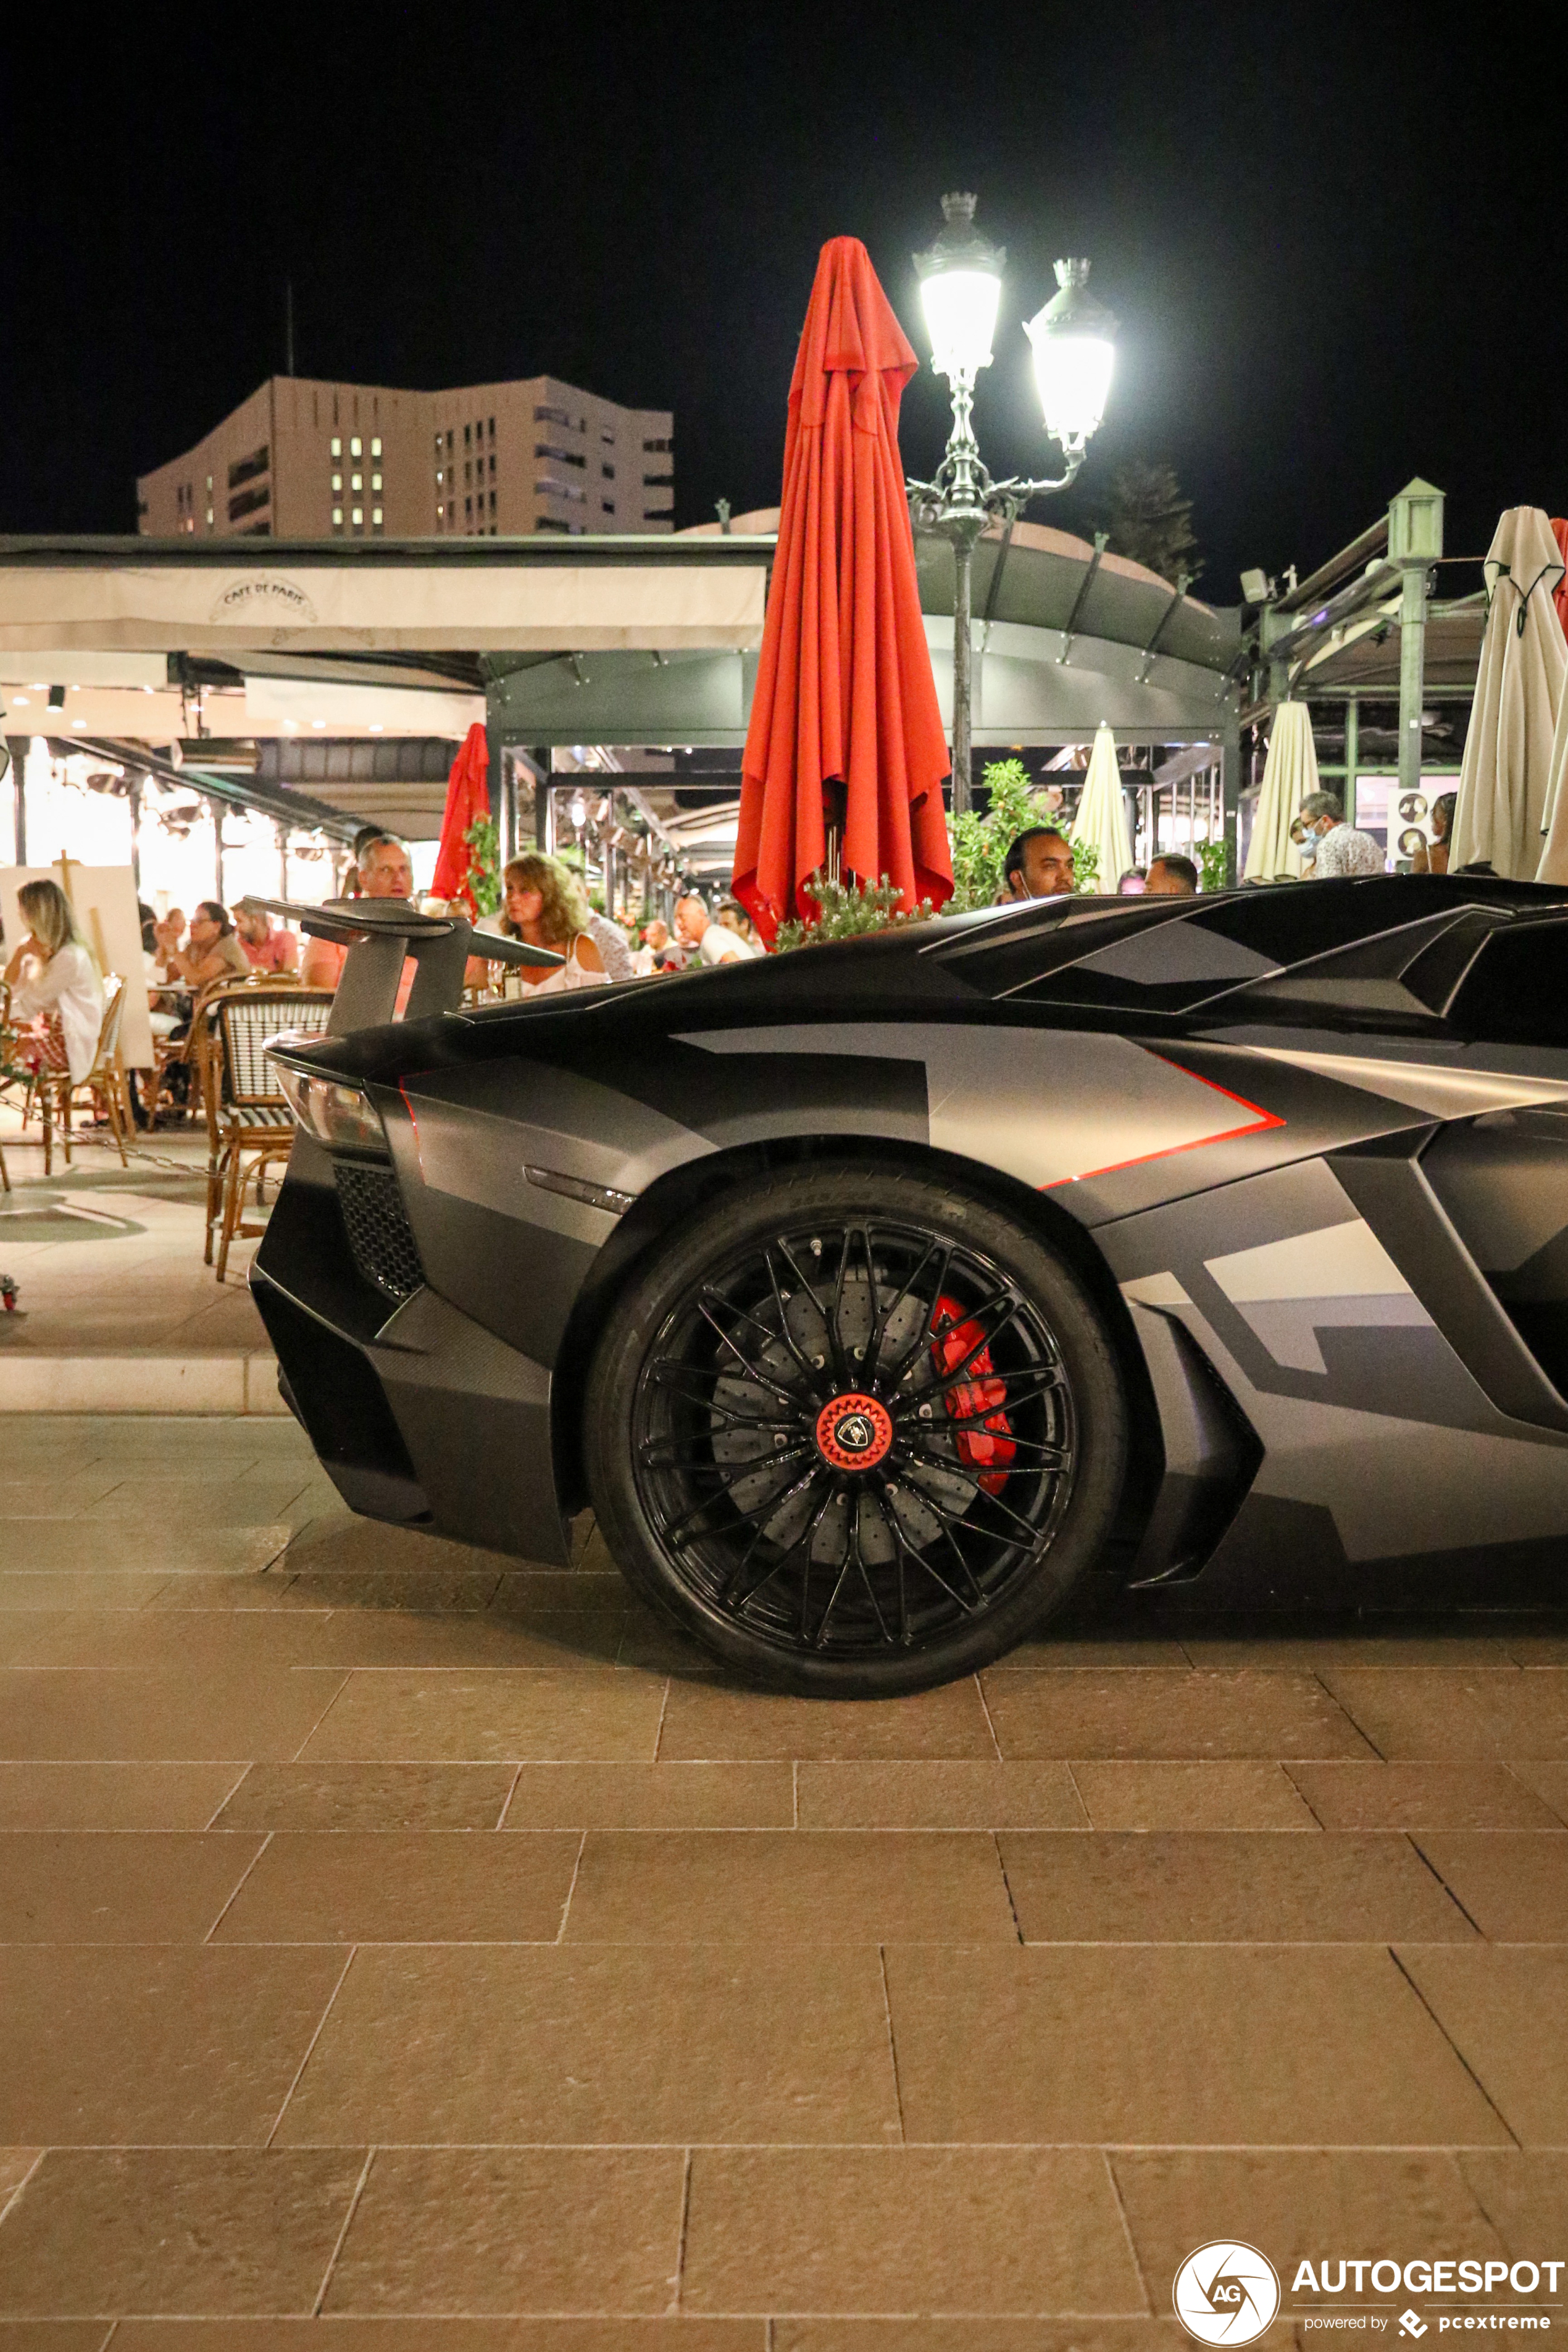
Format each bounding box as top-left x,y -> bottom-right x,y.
252,875 -> 1568,1695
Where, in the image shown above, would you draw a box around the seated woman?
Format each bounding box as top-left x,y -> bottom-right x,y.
474,855 -> 606,993
162,901 -> 251,993
2,878 -> 106,1086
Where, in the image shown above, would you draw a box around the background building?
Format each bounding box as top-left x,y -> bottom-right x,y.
136,375 -> 673,541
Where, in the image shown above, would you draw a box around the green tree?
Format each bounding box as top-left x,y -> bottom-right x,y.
946,757 -> 1065,912
462,815 -> 502,915
1101,461 -> 1201,588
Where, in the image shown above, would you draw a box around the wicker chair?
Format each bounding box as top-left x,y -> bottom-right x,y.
205,986 -> 334,1278
37,975 -> 133,1177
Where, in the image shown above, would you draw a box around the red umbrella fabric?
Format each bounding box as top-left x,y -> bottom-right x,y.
1553,518 -> 1568,638
733,236 -> 953,944
430,723 -> 491,909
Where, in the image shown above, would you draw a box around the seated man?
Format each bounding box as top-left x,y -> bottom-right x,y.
1002,827 -> 1075,900
1299,791 -> 1384,877
301,834 -> 416,1005
1145,853 -> 1199,896
675,894 -> 756,964
235,904 -> 299,973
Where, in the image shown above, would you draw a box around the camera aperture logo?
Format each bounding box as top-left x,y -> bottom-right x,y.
1175,2242 -> 1283,2346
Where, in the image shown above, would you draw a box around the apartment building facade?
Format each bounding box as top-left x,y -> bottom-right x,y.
136,375 -> 674,540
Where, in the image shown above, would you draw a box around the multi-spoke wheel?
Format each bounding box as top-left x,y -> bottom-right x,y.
585,1166 -> 1127,1694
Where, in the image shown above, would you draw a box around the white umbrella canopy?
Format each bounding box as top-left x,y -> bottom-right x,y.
1070,721 -> 1133,893
1243,700 -> 1317,881
1451,507 -> 1566,880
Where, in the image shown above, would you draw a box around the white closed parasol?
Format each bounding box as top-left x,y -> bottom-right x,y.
1451,508 -> 1566,880
1069,721 -> 1133,893
1243,700 -> 1318,881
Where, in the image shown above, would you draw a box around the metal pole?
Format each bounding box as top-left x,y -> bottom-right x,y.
6,736 -> 26,864
1397,572 -> 1426,811
210,796 -> 225,903
951,531 -> 975,817
128,778 -> 142,894
1343,698 -> 1360,827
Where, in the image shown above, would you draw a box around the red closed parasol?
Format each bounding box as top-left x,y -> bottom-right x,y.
733,237 -> 953,944
430,722 -> 491,909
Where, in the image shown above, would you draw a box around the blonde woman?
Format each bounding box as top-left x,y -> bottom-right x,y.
2,878 -> 106,1083
477,854 -> 607,993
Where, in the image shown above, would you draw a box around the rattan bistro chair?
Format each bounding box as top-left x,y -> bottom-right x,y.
38,974 -> 133,1177
206,986 -> 334,1279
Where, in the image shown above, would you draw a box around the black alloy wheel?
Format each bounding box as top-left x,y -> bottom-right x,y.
585,1166 -> 1127,1695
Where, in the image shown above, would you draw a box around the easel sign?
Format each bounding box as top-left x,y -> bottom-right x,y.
0,861 -> 154,1069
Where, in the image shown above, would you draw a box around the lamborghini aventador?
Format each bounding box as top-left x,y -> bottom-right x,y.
251,875 -> 1568,1694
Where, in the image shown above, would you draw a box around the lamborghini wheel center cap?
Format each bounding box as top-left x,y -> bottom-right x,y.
815,1391 -> 894,1472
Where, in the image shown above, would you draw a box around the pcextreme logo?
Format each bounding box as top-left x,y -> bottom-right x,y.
1174,2242 -> 1283,2345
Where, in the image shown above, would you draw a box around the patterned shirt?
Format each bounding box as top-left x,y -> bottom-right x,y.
1312,823 -> 1385,878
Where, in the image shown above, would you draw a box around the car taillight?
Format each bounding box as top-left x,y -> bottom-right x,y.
272,1061 -> 388,1155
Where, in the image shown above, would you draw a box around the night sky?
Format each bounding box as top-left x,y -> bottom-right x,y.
1,3 -> 1552,598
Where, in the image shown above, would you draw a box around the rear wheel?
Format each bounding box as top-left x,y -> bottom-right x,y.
584,1164 -> 1127,1695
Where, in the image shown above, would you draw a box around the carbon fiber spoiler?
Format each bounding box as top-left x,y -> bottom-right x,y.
237,895 -> 563,1036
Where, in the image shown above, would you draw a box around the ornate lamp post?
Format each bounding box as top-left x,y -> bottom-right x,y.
907,193 -> 1116,813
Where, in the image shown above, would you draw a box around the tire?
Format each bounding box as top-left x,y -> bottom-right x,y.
584,1162 -> 1128,1696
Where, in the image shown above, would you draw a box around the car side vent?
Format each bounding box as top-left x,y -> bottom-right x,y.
334,1163 -> 425,1302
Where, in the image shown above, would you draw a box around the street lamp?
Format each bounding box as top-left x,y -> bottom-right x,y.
909,193 -> 1116,813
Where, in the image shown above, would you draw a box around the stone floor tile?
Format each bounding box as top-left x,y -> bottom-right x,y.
322,2147 -> 685,2314
564,1829 -> 1018,1943
211,1829 -> 580,1944
1506,1763 -> 1568,1827
491,1571 -> 629,1612
110,2325 -> 765,2350
212,1761 -> 517,1832
298,1672 -> 666,1762
615,1606 -> 728,1675
0,1945 -> 348,2143
0,1831 -> 264,1941
1414,1833 -> 1568,1940
143,1572 -> 317,1611
885,1946 -> 1511,2145
658,1680 -> 996,1760
0,1762 -> 246,1832
0,2153 -> 40,2217
0,1470 -> 129,1516
7,1525 -> 293,1574
981,1672 -> 1372,1760
796,1761 -> 1088,1830
275,1943 -> 899,2145
0,1572 -> 170,1610
1393,1949 -> 1568,2145
1287,1762 -> 1567,1830
281,1518 -> 513,1583
0,1620 -> 64,1669
985,1638 -> 1192,1670
0,1669 -> 349,1762
1508,1636 -> 1568,1666
0,2321 -> 107,2348
681,2146 -> 1144,2316
1111,2150 -> 1505,2291
774,2329 -> 1188,2352
1179,1635 -> 1521,1670
73,1477 -> 319,1525
1458,2152 -> 1568,2256
310,1610 -> 627,1671
1070,1761 -> 1318,1830
281,1569 -> 507,1613
0,2147 -> 364,2317
1320,1671 -> 1568,1759
500,1762 -> 794,1830
15,1609 -> 331,1670
998,1830 -> 1473,1942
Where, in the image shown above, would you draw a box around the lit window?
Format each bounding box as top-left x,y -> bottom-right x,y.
370,437 -> 382,457
333,507 -> 343,525
206,509 -> 214,525
206,474 -> 214,490
332,473 -> 342,491
350,436 -> 362,457
352,507 -> 363,525
372,507 -> 383,526
433,432 -> 443,453
331,436 -> 342,457
436,469 -> 443,485
351,473 -> 362,491
436,502 -> 444,517
371,473 -> 382,491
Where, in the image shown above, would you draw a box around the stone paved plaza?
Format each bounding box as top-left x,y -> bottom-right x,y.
0,1407 -> 1566,2335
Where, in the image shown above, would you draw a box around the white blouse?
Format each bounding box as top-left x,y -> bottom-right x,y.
10,942 -> 106,1083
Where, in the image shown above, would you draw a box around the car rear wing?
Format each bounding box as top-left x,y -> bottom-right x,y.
236,896 -> 563,1036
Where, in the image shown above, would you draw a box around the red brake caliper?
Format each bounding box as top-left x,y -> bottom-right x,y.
932,1292 -> 1015,1495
